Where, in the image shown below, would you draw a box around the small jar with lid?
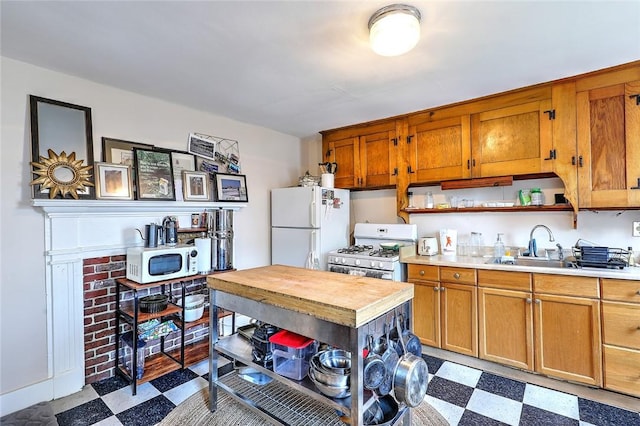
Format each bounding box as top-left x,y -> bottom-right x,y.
530,188 -> 544,206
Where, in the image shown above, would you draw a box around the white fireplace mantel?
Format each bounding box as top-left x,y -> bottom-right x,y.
31,199 -> 244,401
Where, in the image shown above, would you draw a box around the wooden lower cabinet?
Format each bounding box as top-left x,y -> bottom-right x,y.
478,270 -> 534,371
533,273 -> 602,387
601,278 -> 640,397
409,264 -> 477,357
441,281 -> 477,357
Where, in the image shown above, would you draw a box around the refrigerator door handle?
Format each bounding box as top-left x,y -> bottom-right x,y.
310,198 -> 317,227
310,230 -> 317,251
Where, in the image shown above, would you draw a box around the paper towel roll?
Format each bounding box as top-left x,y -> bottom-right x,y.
194,237 -> 212,274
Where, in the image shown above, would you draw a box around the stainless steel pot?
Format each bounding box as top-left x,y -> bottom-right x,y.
363,335 -> 385,390
392,314 -> 428,407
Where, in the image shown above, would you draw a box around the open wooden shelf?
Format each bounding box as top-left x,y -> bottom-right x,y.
403,204 -> 573,214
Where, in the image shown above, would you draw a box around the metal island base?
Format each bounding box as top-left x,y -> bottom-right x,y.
207,265 -> 415,425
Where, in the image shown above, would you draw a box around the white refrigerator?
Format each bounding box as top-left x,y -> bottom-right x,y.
271,186 -> 350,270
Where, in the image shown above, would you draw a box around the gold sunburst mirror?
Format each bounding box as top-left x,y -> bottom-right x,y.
30,149 -> 94,199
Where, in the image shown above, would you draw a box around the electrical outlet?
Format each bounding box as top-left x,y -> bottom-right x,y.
634,221 -> 640,237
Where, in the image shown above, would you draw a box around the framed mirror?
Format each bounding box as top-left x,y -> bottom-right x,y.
30,95 -> 95,199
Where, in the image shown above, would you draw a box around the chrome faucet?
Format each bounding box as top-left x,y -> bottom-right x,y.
528,224 -> 555,257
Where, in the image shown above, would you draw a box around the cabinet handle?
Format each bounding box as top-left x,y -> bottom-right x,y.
630,94 -> 640,105
631,178 -> 640,190
392,138 -> 398,146
453,272 -> 461,279
525,298 -> 532,304
407,166 -> 415,174
578,156 -> 584,167
419,270 -> 425,276
543,109 -> 556,120
544,149 -> 556,161
406,135 -> 414,144
467,159 -> 471,170
636,290 -> 640,296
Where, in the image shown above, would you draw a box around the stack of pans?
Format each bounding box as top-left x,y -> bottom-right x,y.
308,349 -> 351,399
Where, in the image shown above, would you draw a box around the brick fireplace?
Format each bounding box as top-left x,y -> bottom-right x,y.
82,255 -> 211,384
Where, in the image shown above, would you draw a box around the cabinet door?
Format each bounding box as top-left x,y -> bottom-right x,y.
441,282 -> 477,357
479,287 -> 534,371
324,136 -> 359,189
359,126 -> 398,188
534,293 -> 602,386
471,100 -> 553,177
407,115 -> 471,183
413,280 -> 441,348
577,80 -> 640,208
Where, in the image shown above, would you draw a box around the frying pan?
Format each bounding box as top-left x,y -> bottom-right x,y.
363,334 -> 385,390
376,322 -> 399,397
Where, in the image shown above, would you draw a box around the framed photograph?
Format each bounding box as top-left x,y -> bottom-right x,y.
213,173 -> 248,202
182,171 -> 210,201
94,162 -> 133,200
133,148 -> 175,200
171,151 -> 196,179
102,137 -> 154,166
188,133 -> 216,160
30,95 -> 95,199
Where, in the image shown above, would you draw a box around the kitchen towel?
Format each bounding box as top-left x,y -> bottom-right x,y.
195,237 -> 212,273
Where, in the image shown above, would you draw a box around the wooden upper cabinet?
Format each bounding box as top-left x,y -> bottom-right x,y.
577,78 -> 640,208
324,136 -> 359,188
471,99 -> 554,178
322,121 -> 398,189
407,115 -> 471,183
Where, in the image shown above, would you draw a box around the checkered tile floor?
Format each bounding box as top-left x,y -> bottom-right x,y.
50,353 -> 640,426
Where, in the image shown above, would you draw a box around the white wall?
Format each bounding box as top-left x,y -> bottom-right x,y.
351,180 -> 640,256
0,57 -> 304,399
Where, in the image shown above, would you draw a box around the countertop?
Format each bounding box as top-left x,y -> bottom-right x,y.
400,247 -> 640,280
207,264 -> 414,328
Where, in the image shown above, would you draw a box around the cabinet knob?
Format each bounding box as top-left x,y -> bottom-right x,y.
525,298 -> 532,304
535,299 -> 541,304
636,290 -> 640,296
433,287 -> 439,291
453,272 -> 461,279
419,270 -> 425,276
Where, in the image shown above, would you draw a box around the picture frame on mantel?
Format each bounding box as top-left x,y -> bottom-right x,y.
94,162 -> 133,200
182,171 -> 210,201
133,148 -> 175,201
213,173 -> 248,202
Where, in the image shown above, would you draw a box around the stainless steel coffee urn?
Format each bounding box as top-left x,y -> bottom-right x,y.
208,209 -> 234,271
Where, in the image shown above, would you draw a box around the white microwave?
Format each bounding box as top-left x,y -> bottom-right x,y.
126,245 -> 199,284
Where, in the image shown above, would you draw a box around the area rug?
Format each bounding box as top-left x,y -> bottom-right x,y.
158,380 -> 448,426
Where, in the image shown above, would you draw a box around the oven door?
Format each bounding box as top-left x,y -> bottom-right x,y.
328,264 -> 393,280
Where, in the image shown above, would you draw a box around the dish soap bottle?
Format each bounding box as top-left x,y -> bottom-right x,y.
494,233 -> 505,260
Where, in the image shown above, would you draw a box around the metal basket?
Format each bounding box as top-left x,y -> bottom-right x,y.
571,246 -> 630,269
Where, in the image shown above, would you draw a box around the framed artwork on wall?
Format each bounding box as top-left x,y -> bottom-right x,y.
182,171 -> 210,201
94,162 -> 133,200
213,173 -> 248,202
133,148 -> 175,201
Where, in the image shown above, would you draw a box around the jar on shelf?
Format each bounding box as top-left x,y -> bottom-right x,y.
425,192 -> 434,209
530,188 -> 544,206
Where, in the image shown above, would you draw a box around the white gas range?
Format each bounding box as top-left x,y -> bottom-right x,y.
327,223 -> 417,281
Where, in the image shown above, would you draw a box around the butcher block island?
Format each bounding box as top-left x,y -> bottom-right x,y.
207,265 -> 415,425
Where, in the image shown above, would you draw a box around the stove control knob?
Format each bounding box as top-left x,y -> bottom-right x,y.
341,258 -> 347,264
370,260 -> 376,268
355,259 -> 361,266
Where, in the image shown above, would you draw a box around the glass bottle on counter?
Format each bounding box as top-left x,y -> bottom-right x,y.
494,233 -> 505,259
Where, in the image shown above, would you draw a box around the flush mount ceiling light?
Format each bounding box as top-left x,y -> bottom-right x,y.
368,4 -> 421,57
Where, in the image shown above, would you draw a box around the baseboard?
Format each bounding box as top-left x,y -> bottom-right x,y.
0,379 -> 54,417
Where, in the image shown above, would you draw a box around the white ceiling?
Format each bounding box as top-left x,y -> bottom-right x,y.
2,1 -> 639,139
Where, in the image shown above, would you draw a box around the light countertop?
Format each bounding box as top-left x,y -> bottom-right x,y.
400,246 -> 640,280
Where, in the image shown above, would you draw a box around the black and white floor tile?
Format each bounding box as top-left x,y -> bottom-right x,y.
50,354 -> 640,426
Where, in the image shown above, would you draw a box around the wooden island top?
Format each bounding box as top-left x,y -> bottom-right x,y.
207,265 -> 414,328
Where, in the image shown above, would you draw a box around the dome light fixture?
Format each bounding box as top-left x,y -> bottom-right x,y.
368,4 -> 422,57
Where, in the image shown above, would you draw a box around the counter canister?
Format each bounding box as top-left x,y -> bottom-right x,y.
208,208 -> 234,271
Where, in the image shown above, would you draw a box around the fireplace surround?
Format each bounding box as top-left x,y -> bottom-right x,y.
32,199 -> 241,399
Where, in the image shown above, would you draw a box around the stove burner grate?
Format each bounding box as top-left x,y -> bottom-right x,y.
369,249 -> 399,258
337,245 -> 373,254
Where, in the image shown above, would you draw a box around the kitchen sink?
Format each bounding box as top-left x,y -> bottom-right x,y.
485,257 -> 576,269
